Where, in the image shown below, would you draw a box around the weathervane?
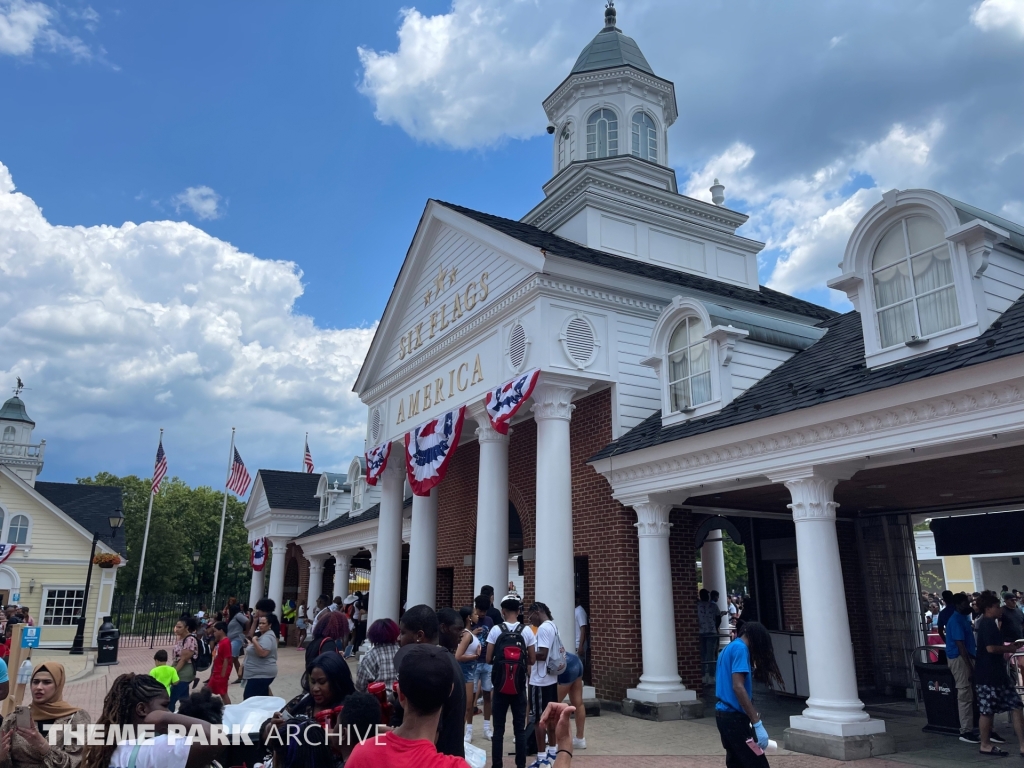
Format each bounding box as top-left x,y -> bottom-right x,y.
13,377 -> 25,397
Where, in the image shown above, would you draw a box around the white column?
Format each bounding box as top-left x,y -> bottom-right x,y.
406,487 -> 438,609
331,550 -> 351,599
305,554 -> 326,609
474,414 -> 510,597
532,383 -> 577,640
701,530 -> 730,648
375,457 -> 405,623
365,544 -> 378,625
266,537 -> 289,620
248,565 -> 265,608
776,470 -> 885,737
627,501 -> 695,703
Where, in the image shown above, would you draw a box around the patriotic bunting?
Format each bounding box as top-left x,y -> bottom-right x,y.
0,544 -> 15,565
404,405 -> 466,496
250,537 -> 269,571
364,441 -> 392,486
485,368 -> 541,435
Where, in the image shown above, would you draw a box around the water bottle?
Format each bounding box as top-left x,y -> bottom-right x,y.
17,659 -> 32,685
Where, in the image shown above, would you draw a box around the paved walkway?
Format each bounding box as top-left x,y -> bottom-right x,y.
33,644 -> 1007,767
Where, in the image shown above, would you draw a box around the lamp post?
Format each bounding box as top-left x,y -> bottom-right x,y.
70,508 -> 124,655
191,549 -> 201,593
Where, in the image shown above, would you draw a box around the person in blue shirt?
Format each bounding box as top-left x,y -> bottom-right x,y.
945,592 -> 980,743
935,590 -> 955,641
715,622 -> 784,767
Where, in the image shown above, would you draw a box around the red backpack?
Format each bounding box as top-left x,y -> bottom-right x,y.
490,622 -> 529,695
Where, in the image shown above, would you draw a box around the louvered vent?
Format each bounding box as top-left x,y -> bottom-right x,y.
370,407 -> 382,442
563,316 -> 596,367
508,323 -> 527,370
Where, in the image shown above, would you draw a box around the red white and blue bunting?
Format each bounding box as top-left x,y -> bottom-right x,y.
485,368 -> 541,435
250,537 -> 269,572
364,441 -> 392,487
0,544 -> 15,565
405,405 -> 466,497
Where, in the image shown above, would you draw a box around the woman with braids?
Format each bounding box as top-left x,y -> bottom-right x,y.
80,673 -> 226,768
714,622 -> 784,768
0,662 -> 90,768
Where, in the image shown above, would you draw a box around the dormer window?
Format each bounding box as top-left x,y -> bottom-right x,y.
631,111 -> 657,163
667,316 -> 712,412
587,109 -> 618,159
872,216 -> 960,348
1,427 -> 13,442
558,124 -> 575,170
352,477 -> 364,512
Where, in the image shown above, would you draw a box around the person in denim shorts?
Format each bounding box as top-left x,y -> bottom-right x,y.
556,652 -> 587,749
472,594 -> 495,740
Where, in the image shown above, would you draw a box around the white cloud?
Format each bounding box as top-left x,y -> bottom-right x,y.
971,0 -> 1024,37
0,160 -> 375,483
357,0 -> 573,149
0,0 -> 91,59
173,186 -> 223,221
683,121 -> 944,298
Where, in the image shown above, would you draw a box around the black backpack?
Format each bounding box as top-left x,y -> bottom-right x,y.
192,633 -> 213,672
490,622 -> 529,695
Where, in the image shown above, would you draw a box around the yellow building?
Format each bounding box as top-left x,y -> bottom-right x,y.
0,394 -> 124,648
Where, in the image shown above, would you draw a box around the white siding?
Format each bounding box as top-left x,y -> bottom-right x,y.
614,314 -> 660,432
981,250 -> 1024,326
729,340 -> 793,399
377,225 -> 531,381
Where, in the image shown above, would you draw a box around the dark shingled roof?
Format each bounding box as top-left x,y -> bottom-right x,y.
34,482 -> 127,555
437,201 -> 836,322
296,497 -> 412,540
258,470 -> 321,512
592,293 -> 1024,460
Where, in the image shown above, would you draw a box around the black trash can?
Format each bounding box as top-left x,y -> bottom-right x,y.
913,645 -> 961,734
96,616 -> 120,666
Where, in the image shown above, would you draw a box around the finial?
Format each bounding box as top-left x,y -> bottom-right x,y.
13,377 -> 24,397
710,178 -> 725,206
604,0 -> 617,30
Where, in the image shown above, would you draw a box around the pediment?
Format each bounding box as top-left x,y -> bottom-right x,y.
354,201 -> 545,396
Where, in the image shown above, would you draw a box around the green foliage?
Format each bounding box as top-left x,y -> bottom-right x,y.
723,539 -> 749,594
78,473 -> 251,597
919,567 -> 946,593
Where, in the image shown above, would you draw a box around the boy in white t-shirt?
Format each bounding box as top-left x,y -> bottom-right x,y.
486,595 -> 536,768
526,602 -> 562,768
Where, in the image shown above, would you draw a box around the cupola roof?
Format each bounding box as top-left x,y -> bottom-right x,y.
570,2 -> 653,76
0,396 -> 34,425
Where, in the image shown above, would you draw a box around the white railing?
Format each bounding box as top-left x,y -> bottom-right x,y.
0,441 -> 45,461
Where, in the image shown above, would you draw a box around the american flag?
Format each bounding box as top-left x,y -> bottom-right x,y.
303,436 -> 314,473
227,447 -> 251,496
152,438 -> 168,495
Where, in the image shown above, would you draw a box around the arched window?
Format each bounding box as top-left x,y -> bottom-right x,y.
872,216 -> 960,348
586,109 -> 618,159
0,510 -> 5,533
558,124 -> 575,170
7,515 -> 29,545
667,317 -> 712,412
1,427 -> 14,442
631,111 -> 657,162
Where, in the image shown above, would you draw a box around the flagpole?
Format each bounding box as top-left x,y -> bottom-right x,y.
303,432 -> 307,471
211,427 -> 235,607
130,427 -> 162,633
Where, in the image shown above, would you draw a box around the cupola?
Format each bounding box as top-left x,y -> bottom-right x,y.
0,388 -> 44,485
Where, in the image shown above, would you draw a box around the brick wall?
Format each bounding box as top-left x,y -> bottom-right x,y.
838,521 -> 874,688
778,564 -> 803,632
435,388 -> 649,701
670,510 -> 703,692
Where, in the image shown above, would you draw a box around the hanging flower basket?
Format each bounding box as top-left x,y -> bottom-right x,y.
93,553 -> 121,569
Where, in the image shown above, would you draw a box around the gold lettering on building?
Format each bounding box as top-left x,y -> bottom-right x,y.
396,355 -> 486,425
397,268 -> 491,360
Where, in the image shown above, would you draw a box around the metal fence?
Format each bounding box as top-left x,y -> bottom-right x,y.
109,593 -> 215,648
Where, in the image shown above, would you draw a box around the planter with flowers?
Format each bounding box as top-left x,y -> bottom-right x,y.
93,553 -> 122,569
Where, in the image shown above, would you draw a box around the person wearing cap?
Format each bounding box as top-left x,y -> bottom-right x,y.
486,594 -> 536,768
1002,592 -> 1024,643
346,644 -> 467,768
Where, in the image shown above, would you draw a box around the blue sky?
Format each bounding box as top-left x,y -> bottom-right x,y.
2,0 -> 1024,487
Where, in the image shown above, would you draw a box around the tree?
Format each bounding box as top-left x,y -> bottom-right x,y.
78,473 -> 250,597
723,540 -> 749,594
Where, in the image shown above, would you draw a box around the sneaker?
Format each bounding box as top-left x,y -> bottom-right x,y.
527,759 -> 551,768
572,737 -> 587,749
959,730 -> 981,744
990,731 -> 1007,743
483,722 -> 493,739
464,724 -> 472,742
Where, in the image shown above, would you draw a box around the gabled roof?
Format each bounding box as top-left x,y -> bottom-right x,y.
593,293 -> 1024,460
256,470 -> 321,512
34,482 -> 126,555
942,195 -> 1024,253
295,497 -> 412,540
0,396 -> 33,425
436,201 -> 836,322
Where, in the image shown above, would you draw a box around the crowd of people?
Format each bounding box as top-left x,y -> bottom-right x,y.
933,586 -> 1024,756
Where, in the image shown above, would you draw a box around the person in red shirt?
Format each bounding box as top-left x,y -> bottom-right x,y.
205,621 -> 233,704
346,644 -> 467,768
